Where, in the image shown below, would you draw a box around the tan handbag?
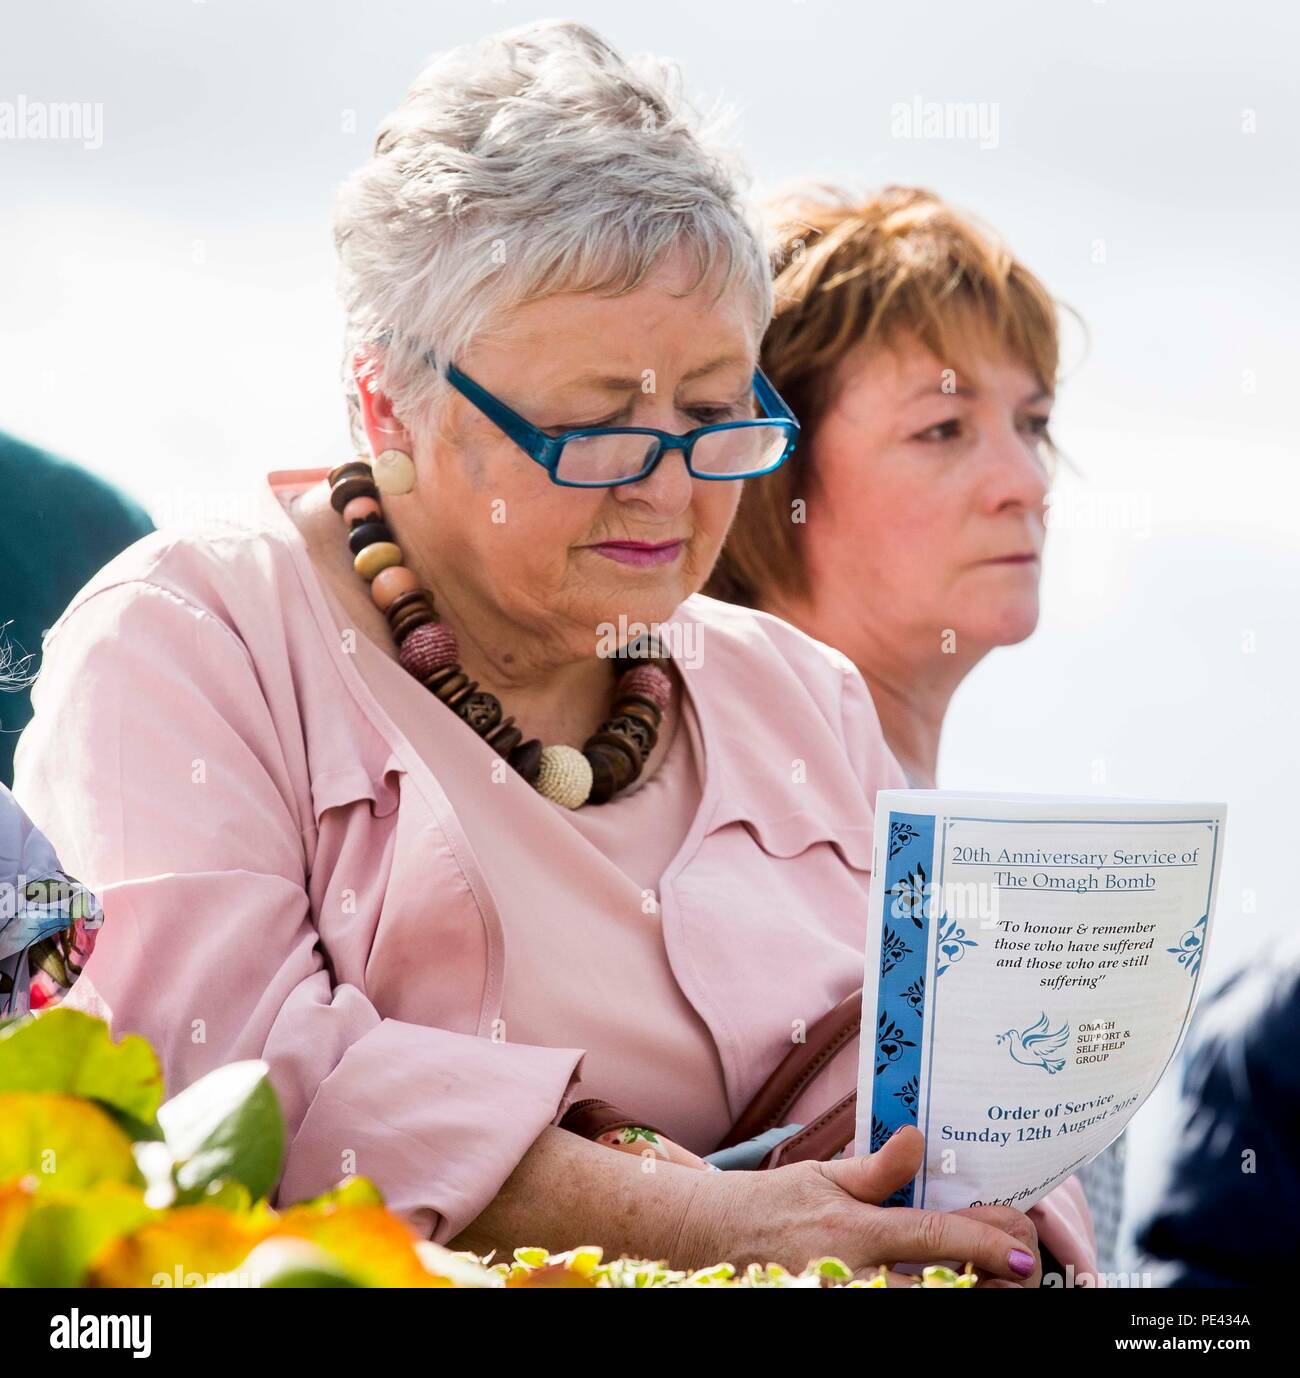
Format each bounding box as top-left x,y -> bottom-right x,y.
561,988 -> 862,1169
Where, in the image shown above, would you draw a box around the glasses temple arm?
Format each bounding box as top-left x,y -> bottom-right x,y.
425,352 -> 559,464
753,367 -> 800,428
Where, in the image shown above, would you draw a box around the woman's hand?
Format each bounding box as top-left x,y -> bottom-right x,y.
670,1125 -> 1042,1285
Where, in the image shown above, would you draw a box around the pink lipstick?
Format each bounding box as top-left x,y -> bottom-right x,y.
588,540 -> 684,568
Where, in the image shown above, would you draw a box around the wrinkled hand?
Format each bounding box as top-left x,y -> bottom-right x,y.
620,1123 -> 1043,1283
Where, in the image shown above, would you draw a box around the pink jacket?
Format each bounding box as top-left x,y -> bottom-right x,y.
12,472 -> 1095,1275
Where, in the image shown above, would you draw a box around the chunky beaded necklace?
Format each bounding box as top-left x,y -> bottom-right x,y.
327,458 -> 674,809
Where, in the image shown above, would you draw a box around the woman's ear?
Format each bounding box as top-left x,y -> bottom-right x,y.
352,348 -> 413,458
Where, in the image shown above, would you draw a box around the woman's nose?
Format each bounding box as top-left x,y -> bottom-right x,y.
980,427 -> 1051,519
611,444 -> 695,516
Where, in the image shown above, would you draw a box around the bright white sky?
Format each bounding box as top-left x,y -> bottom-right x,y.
3,0 -> 1297,1256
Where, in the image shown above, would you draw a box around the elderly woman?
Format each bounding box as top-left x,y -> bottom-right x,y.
706,184 -> 1110,1273
14,22 -> 1086,1281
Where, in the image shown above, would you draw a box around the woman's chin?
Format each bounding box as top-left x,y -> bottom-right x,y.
580,557 -> 698,619
576,584 -> 694,649
977,598 -> 1041,647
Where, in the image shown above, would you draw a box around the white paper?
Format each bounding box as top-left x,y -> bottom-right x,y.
853,790 -> 1226,1213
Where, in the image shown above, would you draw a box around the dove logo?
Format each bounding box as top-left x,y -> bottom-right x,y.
996,1012 -> 1070,1074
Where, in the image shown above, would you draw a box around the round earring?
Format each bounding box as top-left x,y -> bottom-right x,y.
373,448 -> 416,496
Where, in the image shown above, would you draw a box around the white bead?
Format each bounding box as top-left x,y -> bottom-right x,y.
373,448 -> 416,495
534,745 -> 593,809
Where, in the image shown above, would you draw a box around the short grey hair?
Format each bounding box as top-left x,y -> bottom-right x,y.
332,19 -> 774,448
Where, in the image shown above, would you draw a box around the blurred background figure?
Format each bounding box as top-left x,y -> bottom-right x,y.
1130,939 -> 1300,1286
0,429 -> 153,787
706,184 -> 1124,1272
0,778 -> 104,1018
707,185 -> 1055,790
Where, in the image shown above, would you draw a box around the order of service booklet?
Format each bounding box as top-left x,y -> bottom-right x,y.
853,791 -> 1226,1213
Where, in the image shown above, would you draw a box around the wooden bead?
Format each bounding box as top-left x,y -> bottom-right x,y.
445,678 -> 480,710
370,565 -> 422,611
535,745 -> 592,809
388,597 -> 432,630
508,739 -> 543,784
613,631 -> 669,671
605,712 -> 657,756
584,748 -> 620,805
426,668 -> 468,700
456,691 -> 503,735
433,675 -> 471,705
327,459 -> 372,488
347,520 -> 393,555
421,663 -> 460,688
584,744 -> 635,803
586,729 -> 643,775
390,606 -> 436,643
614,699 -> 662,734
342,494 -> 382,526
353,541 -> 403,581
611,691 -> 664,723
487,718 -> 522,757
383,588 -> 432,624
330,475 -> 379,513
603,743 -> 638,789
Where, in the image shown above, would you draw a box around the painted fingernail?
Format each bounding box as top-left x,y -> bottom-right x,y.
1008,1249 -> 1036,1277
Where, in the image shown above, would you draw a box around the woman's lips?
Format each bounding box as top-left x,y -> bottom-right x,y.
588,540 -> 685,568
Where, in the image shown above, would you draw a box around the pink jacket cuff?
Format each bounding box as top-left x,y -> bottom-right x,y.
1028,1175 -> 1100,1283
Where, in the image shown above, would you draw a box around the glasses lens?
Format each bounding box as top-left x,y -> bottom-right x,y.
690,423 -> 790,478
555,432 -> 660,486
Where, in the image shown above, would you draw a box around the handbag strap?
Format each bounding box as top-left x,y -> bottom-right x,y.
758,1090 -> 857,1168
713,987 -> 863,1151
559,987 -> 864,1169
559,1096 -> 672,1144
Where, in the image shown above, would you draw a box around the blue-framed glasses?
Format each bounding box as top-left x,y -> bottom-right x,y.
426,353 -> 800,488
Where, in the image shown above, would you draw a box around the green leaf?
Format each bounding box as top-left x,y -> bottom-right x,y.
0,1180 -> 155,1287
0,1008 -> 162,1125
106,1107 -> 167,1143
158,1060 -> 285,1203
240,1237 -> 363,1288
194,1178 -> 254,1213
291,1175 -> 385,1212
0,1092 -> 143,1190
